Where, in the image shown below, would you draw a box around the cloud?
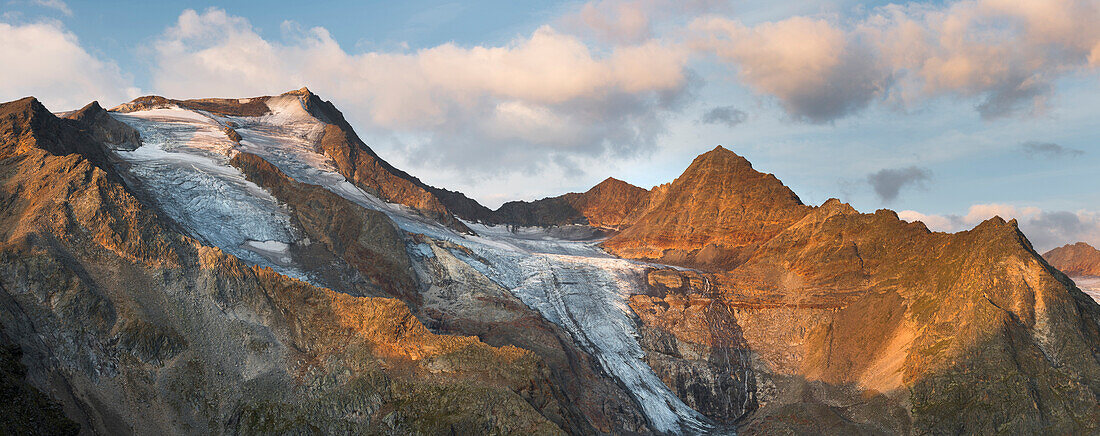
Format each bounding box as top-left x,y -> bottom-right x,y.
31,0 -> 71,16
699,105 -> 746,127
151,8 -> 692,178
867,166 -> 931,202
690,0 -> 1100,122
1021,141 -> 1084,158
0,20 -> 139,110
899,204 -> 1100,252
691,16 -> 888,123
567,0 -> 652,44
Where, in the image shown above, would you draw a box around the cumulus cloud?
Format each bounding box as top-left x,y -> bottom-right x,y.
699,105 -> 746,127
151,8 -> 691,177
691,0 -> 1100,122
691,16 -> 888,123
1021,141 -> 1084,158
867,166 -> 932,202
898,204 -> 1100,252
0,20 -> 139,110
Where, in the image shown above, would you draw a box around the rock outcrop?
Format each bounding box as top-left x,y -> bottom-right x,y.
1044,241 -> 1100,276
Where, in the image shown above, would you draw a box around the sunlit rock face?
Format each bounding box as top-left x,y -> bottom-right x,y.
1045,242 -> 1100,277
601,146 -> 812,271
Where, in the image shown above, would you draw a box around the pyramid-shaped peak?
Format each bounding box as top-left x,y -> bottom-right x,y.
694,144 -> 751,164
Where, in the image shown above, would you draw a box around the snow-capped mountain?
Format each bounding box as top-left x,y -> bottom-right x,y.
2,90 -> 1099,435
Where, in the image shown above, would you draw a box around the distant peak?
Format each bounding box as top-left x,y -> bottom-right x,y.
587,176 -> 644,195
67,101 -> 106,120
284,87 -> 314,97
595,177 -> 628,187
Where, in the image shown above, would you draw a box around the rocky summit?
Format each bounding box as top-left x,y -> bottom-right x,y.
1,91 -> 1098,436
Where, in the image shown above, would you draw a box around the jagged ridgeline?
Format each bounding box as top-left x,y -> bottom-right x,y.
1,90 -> 1098,435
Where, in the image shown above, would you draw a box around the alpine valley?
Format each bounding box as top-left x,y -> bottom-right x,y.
2,89 -> 1098,435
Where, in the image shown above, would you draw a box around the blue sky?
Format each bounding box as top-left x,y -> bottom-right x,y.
2,0 -> 1098,250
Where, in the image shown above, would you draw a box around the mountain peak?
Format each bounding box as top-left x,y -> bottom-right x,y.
686,145 -> 755,175
1,96 -> 48,117
284,86 -> 314,97
591,176 -> 639,192
603,145 -> 810,270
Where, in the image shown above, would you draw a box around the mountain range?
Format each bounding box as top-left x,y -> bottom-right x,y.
1,89 -> 1098,435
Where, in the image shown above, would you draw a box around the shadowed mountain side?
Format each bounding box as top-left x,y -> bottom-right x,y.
62,101 -> 142,151
0,97 -> 580,434
1045,242 -> 1100,277
228,152 -> 418,302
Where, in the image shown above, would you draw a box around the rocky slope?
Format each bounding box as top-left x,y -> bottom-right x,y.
0,96 -> 600,434
1044,241 -> 1100,276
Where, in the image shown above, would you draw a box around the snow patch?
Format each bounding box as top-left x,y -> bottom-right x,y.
1073,276 -> 1100,303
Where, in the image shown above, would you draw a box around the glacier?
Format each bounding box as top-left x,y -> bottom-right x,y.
110,96 -> 722,434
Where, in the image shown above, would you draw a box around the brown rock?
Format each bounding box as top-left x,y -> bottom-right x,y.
602,145 -> 811,270
1044,241 -> 1100,276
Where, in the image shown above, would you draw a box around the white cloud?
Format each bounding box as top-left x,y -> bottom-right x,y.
32,0 -> 71,16
0,20 -> 139,110
691,0 -> 1100,122
691,15 -> 887,122
899,203 -> 1100,252
150,8 -> 692,180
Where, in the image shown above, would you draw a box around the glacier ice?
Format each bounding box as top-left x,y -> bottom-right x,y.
111,100 -> 719,434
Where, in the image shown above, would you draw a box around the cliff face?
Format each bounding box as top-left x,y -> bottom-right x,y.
1044,242 -> 1100,276
0,97 -> 578,434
